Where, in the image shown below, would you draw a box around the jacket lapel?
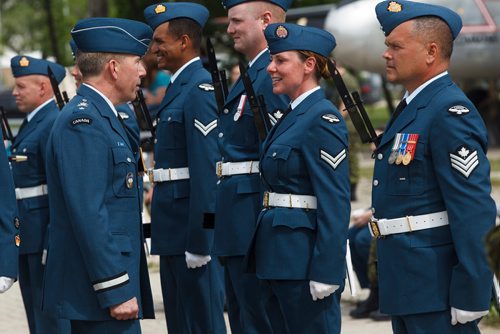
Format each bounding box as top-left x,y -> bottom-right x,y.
263,89 -> 324,152
157,60 -> 203,116
378,75 -> 453,148
78,85 -> 131,150
13,101 -> 55,145
224,50 -> 270,106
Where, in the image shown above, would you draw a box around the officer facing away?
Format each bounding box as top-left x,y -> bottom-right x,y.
0,126 -> 19,294
143,2 -> 226,333
371,1 -> 496,333
10,55 -> 70,334
42,18 -> 154,334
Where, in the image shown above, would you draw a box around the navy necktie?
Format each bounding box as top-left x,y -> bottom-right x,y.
386,98 -> 407,131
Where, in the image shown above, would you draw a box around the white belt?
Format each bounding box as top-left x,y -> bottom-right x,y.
15,184 -> 48,200
369,211 -> 449,238
148,167 -> 190,183
263,192 -> 317,210
216,161 -> 259,178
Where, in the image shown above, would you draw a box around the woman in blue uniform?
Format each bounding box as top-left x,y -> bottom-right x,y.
246,23 -> 351,334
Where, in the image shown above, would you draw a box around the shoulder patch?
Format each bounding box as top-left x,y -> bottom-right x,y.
449,145 -> 479,178
198,83 -> 214,91
71,117 -> 93,126
320,149 -> 347,170
77,100 -> 89,110
322,114 -> 340,123
448,105 -> 470,116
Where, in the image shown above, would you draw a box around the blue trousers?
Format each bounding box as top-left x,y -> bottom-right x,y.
392,310 -> 481,334
223,256 -> 285,334
261,279 -> 342,334
159,255 -> 226,334
347,225 -> 372,289
70,319 -> 140,334
19,253 -> 70,334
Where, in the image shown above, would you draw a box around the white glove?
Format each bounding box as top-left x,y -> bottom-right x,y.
450,307 -> 488,325
185,251 -> 211,269
0,277 -> 15,293
309,280 -> 339,301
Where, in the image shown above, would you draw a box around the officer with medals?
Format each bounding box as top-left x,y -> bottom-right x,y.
143,3 -> 226,333
9,55 -> 71,334
42,18 -> 154,333
371,1 -> 497,333
0,127 -> 19,294
244,23 -> 350,334
215,1 -> 291,333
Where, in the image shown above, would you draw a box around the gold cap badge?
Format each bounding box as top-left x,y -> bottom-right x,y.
19,56 -> 30,67
276,25 -> 288,39
387,1 -> 403,12
155,4 -> 166,14
15,234 -> 21,247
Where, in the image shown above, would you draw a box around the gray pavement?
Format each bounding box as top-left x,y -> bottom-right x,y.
1,149 -> 500,333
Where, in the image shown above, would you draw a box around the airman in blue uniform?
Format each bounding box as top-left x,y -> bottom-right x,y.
0,127 -> 19,294
143,3 -> 226,333
245,23 -> 350,334
215,1 -> 291,333
10,55 -> 70,334
42,18 -> 154,334
372,1 -> 497,333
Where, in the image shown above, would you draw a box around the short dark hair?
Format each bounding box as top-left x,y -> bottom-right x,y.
413,16 -> 454,59
168,18 -> 203,51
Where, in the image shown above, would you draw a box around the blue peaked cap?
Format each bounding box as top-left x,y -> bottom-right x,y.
376,0 -> 462,39
69,39 -> 78,59
71,18 -> 153,56
11,55 -> 66,84
265,23 -> 336,58
144,2 -> 209,30
222,0 -> 293,11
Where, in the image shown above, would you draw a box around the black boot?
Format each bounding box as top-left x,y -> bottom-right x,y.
349,288 -> 379,318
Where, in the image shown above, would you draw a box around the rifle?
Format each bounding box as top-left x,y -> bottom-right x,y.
238,61 -> 272,141
206,38 -> 227,114
136,89 -> 156,142
0,107 -> 14,142
327,60 -> 380,146
47,66 -> 65,110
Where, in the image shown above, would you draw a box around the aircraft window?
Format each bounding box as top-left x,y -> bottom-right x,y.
485,1 -> 500,24
434,0 -> 485,25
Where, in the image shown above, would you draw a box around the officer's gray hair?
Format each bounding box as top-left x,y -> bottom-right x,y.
412,16 -> 454,59
76,51 -> 126,78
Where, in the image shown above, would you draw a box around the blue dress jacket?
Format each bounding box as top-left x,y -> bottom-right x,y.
372,74 -> 496,315
247,89 -> 350,284
42,84 -> 154,320
150,59 -> 219,256
214,50 -> 289,256
11,100 -> 58,255
0,127 -> 19,278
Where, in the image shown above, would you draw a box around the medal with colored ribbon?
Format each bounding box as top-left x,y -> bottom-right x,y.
395,133 -> 409,165
402,133 -> 419,165
234,95 -> 247,121
388,133 -> 402,164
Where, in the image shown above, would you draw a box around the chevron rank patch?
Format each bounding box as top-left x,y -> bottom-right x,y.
448,105 -> 470,116
449,145 -> 479,178
322,114 -> 340,123
198,83 -> 214,91
320,149 -> 346,170
194,119 -> 217,136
